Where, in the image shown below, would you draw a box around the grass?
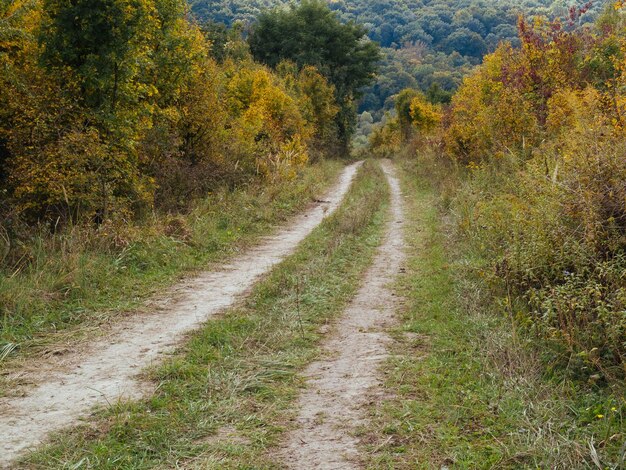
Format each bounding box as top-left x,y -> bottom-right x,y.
0,160 -> 342,368
21,160 -> 389,469
361,158 -> 625,469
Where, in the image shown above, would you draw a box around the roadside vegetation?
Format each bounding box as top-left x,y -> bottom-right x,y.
366,4 -> 626,466
0,160 -> 340,366
21,160 -> 389,469
363,158 -> 624,468
0,0 -> 379,361
372,1 -> 626,387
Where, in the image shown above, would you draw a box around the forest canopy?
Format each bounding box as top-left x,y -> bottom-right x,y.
191,0 -> 606,119
248,0 -> 380,147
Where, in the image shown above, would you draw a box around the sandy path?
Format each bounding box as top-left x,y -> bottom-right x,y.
0,162 -> 362,468
277,160 -> 405,469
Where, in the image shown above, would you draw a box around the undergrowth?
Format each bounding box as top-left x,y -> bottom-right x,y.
0,160 -> 342,367
362,157 -> 625,469
22,160 -> 389,469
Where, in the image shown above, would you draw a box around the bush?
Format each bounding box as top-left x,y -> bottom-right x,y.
440,11 -> 626,380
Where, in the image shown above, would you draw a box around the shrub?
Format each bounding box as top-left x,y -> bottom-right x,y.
441,10 -> 626,380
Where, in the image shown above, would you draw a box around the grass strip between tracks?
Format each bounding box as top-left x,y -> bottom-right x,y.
23,160 -> 389,469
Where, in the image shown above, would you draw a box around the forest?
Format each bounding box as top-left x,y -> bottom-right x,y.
192,0 -> 605,119
1,0 -> 625,467
0,0 -> 377,225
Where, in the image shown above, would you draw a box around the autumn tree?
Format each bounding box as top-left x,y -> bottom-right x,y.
225,64 -> 311,179
440,8 -> 626,376
0,0 -> 339,223
0,0 -> 38,193
11,0 -> 223,219
395,88 -> 421,139
368,114 -> 401,158
409,94 -> 441,132
277,61 -> 339,157
248,0 -> 380,149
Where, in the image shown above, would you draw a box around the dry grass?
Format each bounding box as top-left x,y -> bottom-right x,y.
360,157 -> 625,469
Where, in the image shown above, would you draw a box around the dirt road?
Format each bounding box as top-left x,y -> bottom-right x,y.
0,162 -> 362,468
277,160 -> 405,469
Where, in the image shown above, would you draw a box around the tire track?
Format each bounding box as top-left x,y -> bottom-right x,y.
0,162 -> 362,468
277,160 -> 405,469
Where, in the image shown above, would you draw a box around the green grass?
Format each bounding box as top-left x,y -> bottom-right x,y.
21,160 -> 389,469
361,158 -> 625,469
0,161 -> 342,368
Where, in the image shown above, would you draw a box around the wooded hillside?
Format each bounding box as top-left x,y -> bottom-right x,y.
191,0 -> 606,119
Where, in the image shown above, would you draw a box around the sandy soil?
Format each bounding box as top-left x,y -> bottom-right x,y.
276,160 -> 406,469
0,162 -> 362,468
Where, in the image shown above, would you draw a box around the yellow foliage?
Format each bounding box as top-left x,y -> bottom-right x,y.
369,116 -> 402,158
546,87 -> 605,139
1,0 -> 332,219
445,44 -> 539,163
10,127 -> 154,219
442,15 -> 626,375
409,95 -> 441,131
226,66 -> 311,177
278,62 -> 339,152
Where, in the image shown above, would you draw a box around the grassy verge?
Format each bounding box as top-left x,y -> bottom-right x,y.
0,161 -> 342,365
362,158 -> 625,469
22,160 -> 389,469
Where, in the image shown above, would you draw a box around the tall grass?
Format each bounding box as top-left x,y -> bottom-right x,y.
393,128 -> 626,384
22,160 -> 389,468
0,161 -> 342,363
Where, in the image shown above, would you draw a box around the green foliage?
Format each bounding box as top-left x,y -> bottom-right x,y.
395,88 -> 421,138
191,0 -> 606,118
247,0 -> 380,146
41,0 -> 158,121
200,19 -> 228,61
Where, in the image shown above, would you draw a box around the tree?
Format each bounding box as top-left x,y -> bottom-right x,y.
394,88 -> 421,139
248,0 -> 380,148
0,0 -> 38,188
277,61 -> 340,156
442,28 -> 487,58
409,94 -> 441,131
192,0 -> 606,119
40,0 -> 159,131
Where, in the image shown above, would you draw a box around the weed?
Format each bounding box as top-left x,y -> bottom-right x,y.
21,160 -> 389,468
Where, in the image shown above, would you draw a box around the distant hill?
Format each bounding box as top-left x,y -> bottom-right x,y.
191,0 -> 602,49
191,0 -> 606,118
